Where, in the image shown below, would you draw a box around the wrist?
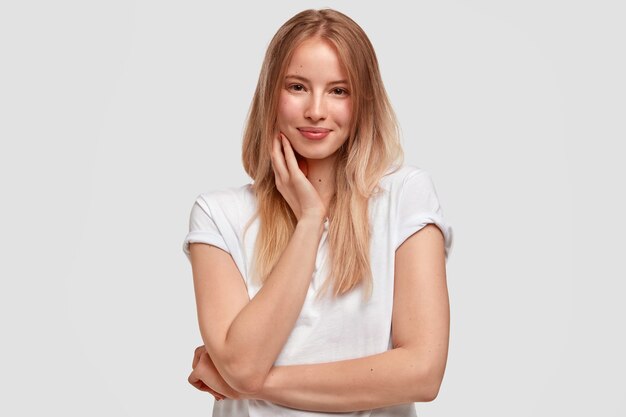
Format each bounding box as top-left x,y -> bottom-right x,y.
298,214 -> 327,233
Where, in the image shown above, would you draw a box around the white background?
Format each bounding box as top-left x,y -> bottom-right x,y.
1,1 -> 624,415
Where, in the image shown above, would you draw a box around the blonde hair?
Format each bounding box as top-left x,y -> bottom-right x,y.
241,8 -> 404,302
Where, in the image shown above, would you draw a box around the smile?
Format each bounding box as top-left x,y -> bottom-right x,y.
298,128 -> 331,140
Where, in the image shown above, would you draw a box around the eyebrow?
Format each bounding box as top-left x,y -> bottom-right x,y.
284,74 -> 348,86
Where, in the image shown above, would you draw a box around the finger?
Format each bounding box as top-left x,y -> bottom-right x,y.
272,134 -> 289,180
280,134 -> 302,176
272,132 -> 289,180
192,379 -> 226,401
188,370 -> 202,389
212,391 -> 226,401
269,145 -> 280,184
190,379 -> 205,391
188,370 -> 226,400
193,346 -> 208,369
192,346 -> 203,369
200,384 -> 226,400
295,151 -> 308,177
204,386 -> 226,400
188,371 -> 218,395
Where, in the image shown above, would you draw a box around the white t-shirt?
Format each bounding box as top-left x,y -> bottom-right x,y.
182,164 -> 454,417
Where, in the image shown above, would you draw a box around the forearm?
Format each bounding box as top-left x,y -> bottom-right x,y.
255,347 -> 434,412
224,215 -> 324,390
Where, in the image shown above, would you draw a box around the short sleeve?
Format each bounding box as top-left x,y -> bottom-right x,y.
182,195 -> 231,261
395,170 -> 454,261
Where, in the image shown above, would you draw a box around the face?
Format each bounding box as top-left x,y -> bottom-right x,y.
276,37 -> 352,162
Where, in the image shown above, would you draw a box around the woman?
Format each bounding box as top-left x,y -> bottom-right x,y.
183,8 -> 454,416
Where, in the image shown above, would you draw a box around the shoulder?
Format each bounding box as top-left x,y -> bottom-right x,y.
379,163 -> 431,190
194,183 -> 255,211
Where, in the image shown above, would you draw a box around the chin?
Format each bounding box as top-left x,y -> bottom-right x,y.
291,144 -> 326,157
298,152 -> 336,161
293,149 -> 315,159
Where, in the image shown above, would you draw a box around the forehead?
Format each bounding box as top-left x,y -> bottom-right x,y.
285,38 -> 347,79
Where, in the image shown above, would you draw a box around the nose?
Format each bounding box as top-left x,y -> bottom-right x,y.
303,92 -> 327,122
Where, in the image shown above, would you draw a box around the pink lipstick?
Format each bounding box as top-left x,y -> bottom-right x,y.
298,127 -> 331,140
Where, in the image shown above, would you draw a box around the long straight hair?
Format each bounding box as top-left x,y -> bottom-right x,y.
241,8 -> 404,302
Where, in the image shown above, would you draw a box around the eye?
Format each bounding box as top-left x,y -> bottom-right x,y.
332,87 -> 349,96
288,84 -> 305,92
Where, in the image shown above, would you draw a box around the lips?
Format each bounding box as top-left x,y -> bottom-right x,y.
298,127 -> 331,133
298,128 -> 331,140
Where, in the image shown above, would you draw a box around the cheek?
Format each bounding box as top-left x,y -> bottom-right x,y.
334,101 -> 352,126
277,94 -> 301,126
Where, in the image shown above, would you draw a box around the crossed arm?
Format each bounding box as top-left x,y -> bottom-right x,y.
191,224 -> 450,412
254,346 -> 441,412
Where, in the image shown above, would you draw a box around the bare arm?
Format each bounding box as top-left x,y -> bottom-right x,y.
191,132 -> 328,395
190,214 -> 324,394
249,224 -> 450,411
